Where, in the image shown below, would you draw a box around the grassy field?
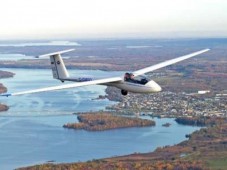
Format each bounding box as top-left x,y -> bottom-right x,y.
207,157 -> 227,170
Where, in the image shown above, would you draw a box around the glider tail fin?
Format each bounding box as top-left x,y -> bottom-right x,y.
50,54 -> 69,80
37,49 -> 74,81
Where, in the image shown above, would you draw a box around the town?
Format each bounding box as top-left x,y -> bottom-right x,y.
106,89 -> 227,118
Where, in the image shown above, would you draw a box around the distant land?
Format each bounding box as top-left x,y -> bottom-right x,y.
0,38 -> 226,71
63,113 -> 155,131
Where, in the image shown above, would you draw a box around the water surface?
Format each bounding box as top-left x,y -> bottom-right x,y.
0,68 -> 200,170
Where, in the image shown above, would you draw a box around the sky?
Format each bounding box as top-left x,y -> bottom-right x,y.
0,0 -> 227,39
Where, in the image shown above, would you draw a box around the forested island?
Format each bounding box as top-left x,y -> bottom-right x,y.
0,104 -> 8,112
63,113 -> 155,131
0,70 -> 14,79
0,70 -> 14,94
0,83 -> 7,94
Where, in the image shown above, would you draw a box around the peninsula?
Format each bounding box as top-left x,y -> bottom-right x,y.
175,116 -> 226,126
63,113 -> 155,131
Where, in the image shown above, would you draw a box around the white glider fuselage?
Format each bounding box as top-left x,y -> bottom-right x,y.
104,80 -> 161,93
64,76 -> 162,94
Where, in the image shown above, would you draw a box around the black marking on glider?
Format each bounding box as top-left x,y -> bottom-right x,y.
53,57 -> 60,79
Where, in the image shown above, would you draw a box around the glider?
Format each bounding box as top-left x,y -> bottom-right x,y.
1,48 -> 210,97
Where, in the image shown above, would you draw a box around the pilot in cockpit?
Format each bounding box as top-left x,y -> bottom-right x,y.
124,73 -> 134,82
124,73 -> 148,85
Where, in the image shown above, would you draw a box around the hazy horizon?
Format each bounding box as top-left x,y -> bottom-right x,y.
1,36 -> 227,42
1,0 -> 227,40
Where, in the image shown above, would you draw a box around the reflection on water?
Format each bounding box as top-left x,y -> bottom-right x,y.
0,68 -> 200,170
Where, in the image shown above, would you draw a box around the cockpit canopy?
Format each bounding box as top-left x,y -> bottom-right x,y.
124,72 -> 149,85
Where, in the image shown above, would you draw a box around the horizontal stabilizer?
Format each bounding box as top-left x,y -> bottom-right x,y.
36,49 -> 75,58
35,49 -> 75,80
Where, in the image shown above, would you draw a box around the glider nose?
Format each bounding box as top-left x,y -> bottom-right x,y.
146,80 -> 162,92
154,83 -> 162,92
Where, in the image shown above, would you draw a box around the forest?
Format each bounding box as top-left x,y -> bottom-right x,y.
175,116 -> 227,126
63,113 -> 155,131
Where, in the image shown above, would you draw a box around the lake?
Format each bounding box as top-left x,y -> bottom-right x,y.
0,68 -> 200,170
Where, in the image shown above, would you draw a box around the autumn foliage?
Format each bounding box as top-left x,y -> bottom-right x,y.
63,113 -> 155,131
175,116 -> 227,126
18,160 -> 205,170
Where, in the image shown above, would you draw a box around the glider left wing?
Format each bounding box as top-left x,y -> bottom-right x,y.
1,77 -> 122,96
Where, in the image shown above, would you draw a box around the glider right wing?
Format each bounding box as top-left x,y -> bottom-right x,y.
133,49 -> 210,77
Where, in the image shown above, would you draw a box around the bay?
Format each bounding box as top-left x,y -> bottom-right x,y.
0,68 -> 200,170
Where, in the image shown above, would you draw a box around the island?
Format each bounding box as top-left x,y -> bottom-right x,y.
63,113 -> 155,131
0,83 -> 7,94
0,83 -> 9,112
162,122 -> 171,127
0,104 -> 8,112
0,70 -> 14,79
